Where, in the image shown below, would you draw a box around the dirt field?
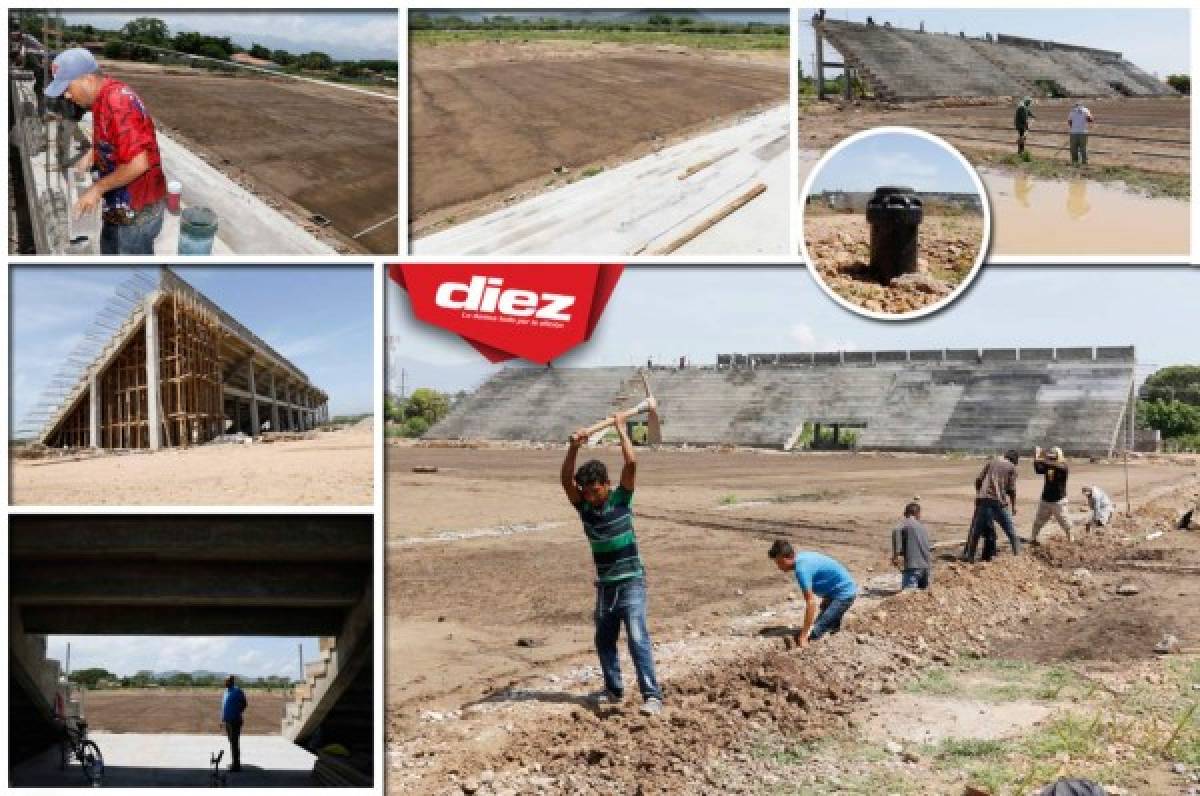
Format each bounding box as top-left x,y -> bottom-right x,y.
84,689 -> 287,734
104,61 -> 398,254
800,97 -> 1190,192
409,40 -> 788,236
803,212 -> 984,314
10,426 -> 372,506
387,442 -> 1200,793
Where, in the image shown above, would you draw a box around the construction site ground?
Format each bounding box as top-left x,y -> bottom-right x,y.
83,688 -> 287,734
409,40 -> 788,239
102,60 -> 399,254
799,97 -> 1190,257
802,211 -> 984,314
9,426 -> 372,506
387,442 -> 1200,794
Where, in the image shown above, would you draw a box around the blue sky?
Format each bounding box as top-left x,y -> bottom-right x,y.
800,9 -> 1189,80
10,265 -> 374,431
808,131 -> 977,193
388,267 -> 1198,395
46,635 -> 318,681
63,11 -> 398,61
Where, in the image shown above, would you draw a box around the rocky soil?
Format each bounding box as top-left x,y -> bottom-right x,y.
803,213 -> 985,315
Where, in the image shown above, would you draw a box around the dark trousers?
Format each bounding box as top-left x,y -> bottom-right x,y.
975,499 -> 1020,560
225,719 -> 243,770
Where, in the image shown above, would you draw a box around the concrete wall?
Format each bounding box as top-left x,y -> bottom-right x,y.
817,19 -> 1175,100
426,349 -> 1136,456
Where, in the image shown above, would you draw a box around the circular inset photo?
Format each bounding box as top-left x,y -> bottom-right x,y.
800,127 -> 990,320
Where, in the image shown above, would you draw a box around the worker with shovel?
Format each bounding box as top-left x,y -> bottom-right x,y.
1081,485 -> 1115,532
966,450 -> 1022,561
562,408 -> 664,716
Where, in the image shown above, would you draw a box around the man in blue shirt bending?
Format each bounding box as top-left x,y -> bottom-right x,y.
220,675 -> 248,772
768,539 -> 858,647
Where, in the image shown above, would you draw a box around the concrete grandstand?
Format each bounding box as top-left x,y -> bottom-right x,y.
812,17 -> 1175,101
425,347 -> 1137,457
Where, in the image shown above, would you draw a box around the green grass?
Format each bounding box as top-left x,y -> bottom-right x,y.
581,166 -> 604,178
411,28 -> 788,51
904,667 -> 958,696
719,494 -> 739,506
985,152 -> 1190,199
934,738 -> 1009,763
384,425 -> 407,438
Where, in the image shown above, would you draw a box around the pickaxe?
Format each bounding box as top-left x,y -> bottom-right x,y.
579,371 -> 663,444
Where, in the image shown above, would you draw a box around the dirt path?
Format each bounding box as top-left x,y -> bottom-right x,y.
387,443 -> 1197,792
84,689 -> 287,735
409,41 -> 787,235
104,62 -> 398,254
11,427 -> 373,506
803,213 -> 984,314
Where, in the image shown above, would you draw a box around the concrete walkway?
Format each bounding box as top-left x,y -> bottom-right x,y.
411,103 -> 790,256
11,732 -> 315,788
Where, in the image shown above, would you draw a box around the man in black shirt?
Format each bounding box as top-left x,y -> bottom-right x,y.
1031,446 -> 1074,544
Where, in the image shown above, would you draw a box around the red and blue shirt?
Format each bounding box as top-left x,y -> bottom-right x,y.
92,77 -> 166,212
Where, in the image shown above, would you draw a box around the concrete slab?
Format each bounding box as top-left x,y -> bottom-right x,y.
411,104 -> 790,256
11,732 -> 315,788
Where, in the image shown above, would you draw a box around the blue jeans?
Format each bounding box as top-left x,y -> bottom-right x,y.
100,200 -> 164,255
901,568 -> 930,590
809,595 -> 855,640
594,578 -> 661,700
976,499 -> 1020,560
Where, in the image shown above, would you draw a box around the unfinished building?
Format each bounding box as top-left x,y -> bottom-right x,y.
425,347 -> 1137,457
9,515 -> 373,785
812,16 -> 1176,101
25,267 -> 329,451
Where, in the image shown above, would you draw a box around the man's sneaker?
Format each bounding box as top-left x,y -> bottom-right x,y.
639,697 -> 664,716
587,689 -> 623,706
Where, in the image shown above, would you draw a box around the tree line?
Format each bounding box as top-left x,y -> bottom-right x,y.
1138,366 -> 1200,451
69,667 -> 295,690
38,15 -> 396,78
409,12 -> 788,36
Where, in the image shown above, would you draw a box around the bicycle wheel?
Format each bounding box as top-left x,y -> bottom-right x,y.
79,740 -> 104,785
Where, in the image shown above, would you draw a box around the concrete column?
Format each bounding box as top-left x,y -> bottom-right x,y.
289,386 -> 297,431
247,359 -> 259,437
814,26 -> 825,101
89,373 -> 100,449
269,371 -> 280,433
144,297 -> 162,451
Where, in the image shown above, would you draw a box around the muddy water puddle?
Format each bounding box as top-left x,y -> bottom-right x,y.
982,170 -> 1187,256
800,150 -> 1188,257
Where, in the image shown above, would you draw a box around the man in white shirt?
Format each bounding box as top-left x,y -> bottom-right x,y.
1067,102 -> 1094,166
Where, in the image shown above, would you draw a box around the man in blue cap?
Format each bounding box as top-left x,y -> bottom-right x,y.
45,47 -> 166,254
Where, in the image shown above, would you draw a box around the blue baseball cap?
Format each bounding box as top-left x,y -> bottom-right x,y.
45,47 -> 99,98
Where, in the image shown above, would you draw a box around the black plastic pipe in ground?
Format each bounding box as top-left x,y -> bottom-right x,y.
866,185 -> 923,283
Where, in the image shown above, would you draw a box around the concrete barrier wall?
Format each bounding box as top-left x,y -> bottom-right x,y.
426,353 -> 1136,455
818,19 -> 1176,99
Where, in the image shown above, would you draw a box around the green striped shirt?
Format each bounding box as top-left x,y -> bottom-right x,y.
576,486 -> 645,584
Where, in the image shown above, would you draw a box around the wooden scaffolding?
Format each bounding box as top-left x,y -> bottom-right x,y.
44,291 -> 225,449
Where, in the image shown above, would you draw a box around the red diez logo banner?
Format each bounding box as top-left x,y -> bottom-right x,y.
389,264 -> 623,364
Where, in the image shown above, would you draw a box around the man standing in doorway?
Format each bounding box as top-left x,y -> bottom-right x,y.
44,47 -> 167,254
220,675 -> 248,772
1067,101 -> 1095,166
